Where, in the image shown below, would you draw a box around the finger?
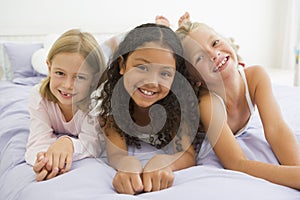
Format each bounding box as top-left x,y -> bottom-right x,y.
45,167 -> 59,180
167,175 -> 175,188
36,168 -> 48,181
112,175 -> 126,194
122,178 -> 135,195
64,154 -> 73,173
160,171 -> 174,190
151,175 -> 161,192
36,152 -> 45,161
51,152 -> 59,171
33,157 -> 48,173
45,152 -> 52,171
160,177 -> 169,190
131,174 -> 144,194
58,153 -> 67,170
143,174 -> 152,192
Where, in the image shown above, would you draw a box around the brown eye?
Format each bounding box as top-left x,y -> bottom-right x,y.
212,40 -> 219,47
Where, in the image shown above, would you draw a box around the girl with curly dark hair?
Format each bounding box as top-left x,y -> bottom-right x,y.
91,23 -> 200,194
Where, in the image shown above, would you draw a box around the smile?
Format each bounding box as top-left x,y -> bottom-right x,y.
59,90 -> 75,97
213,57 -> 228,72
139,88 -> 155,96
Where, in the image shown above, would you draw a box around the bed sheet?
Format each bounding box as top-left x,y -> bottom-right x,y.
0,80 -> 299,200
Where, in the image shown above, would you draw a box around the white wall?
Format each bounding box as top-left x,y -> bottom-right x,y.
0,0 -> 291,70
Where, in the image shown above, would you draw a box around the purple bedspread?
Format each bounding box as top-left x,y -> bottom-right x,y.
0,80 -> 299,200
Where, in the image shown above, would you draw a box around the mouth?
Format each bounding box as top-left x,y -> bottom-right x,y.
138,88 -> 156,96
59,90 -> 75,97
213,56 -> 229,72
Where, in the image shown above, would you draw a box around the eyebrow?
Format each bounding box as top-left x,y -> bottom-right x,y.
134,57 -> 175,69
53,66 -> 89,76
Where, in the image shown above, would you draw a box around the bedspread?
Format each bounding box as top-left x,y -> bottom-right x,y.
0,80 -> 300,200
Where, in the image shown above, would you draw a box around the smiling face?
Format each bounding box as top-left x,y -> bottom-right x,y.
119,42 -> 176,109
182,25 -> 238,88
48,52 -> 94,112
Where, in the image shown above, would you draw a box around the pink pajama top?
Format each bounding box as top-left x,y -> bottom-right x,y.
25,84 -> 103,166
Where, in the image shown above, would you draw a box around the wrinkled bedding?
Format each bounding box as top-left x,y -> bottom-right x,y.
0,80 -> 299,200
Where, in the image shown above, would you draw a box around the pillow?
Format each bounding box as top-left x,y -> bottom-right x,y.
3,43 -> 44,80
31,48 -> 48,75
31,34 -> 59,76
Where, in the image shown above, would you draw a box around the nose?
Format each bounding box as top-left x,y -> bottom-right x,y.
144,71 -> 159,87
210,50 -> 221,62
62,77 -> 74,89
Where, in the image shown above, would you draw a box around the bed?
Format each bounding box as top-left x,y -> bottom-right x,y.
0,35 -> 300,200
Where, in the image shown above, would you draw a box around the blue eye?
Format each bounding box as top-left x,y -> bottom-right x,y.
55,71 -> 64,76
160,71 -> 173,78
76,75 -> 87,80
137,65 -> 148,71
195,55 -> 204,64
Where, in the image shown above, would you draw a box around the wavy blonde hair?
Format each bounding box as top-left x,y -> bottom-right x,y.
176,21 -> 243,62
40,29 -> 106,111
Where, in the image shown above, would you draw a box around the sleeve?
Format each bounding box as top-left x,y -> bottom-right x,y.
69,114 -> 105,161
65,88 -> 105,161
25,85 -> 57,166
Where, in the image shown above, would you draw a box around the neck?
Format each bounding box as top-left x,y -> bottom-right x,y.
223,71 -> 244,108
210,68 -> 243,106
133,104 -> 150,126
59,103 -> 77,122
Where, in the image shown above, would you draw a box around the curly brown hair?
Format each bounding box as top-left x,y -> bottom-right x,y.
96,23 -> 202,151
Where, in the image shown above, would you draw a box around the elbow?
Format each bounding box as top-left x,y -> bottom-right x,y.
222,156 -> 248,171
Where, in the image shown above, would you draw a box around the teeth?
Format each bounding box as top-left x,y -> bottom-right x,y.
61,91 -> 73,97
140,88 -> 154,96
218,57 -> 227,68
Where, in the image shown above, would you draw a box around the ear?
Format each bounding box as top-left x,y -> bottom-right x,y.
46,60 -> 51,74
119,56 -> 126,75
195,81 -> 202,87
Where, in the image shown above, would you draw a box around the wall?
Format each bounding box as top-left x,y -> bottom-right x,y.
0,0 -> 290,70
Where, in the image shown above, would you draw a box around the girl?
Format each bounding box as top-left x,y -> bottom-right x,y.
176,12 -> 300,189
93,23 -> 200,194
25,29 -> 106,181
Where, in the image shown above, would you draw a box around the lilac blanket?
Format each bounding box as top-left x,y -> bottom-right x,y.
0,80 -> 299,200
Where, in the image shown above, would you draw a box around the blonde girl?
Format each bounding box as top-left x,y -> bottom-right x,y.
176,12 -> 300,189
25,29 -> 106,181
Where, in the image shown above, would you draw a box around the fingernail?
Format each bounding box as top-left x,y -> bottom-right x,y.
38,156 -> 44,161
42,157 -> 48,163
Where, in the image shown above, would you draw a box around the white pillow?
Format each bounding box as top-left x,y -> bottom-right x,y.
31,34 -> 59,76
31,48 -> 48,75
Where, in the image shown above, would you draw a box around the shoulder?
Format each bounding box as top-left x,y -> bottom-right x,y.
244,65 -> 270,84
29,83 -> 51,109
29,84 -> 42,102
199,91 -> 226,125
244,65 -> 273,100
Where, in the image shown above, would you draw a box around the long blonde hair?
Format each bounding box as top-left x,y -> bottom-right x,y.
40,29 -> 106,110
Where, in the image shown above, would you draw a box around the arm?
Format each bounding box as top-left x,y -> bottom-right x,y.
142,123 -> 196,192
104,125 -> 143,194
247,66 -> 300,165
71,114 -> 104,160
201,92 -> 300,189
25,85 -> 57,166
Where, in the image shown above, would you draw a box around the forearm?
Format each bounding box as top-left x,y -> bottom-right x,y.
75,115 -> 104,160
266,124 -> 300,165
169,151 -> 196,171
145,150 -> 196,173
230,158 -> 300,189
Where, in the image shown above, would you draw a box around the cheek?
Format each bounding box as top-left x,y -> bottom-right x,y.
122,75 -> 134,94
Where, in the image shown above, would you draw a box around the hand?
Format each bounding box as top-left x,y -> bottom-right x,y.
44,137 -> 74,180
142,154 -> 175,192
33,152 -> 50,181
113,156 -> 144,195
